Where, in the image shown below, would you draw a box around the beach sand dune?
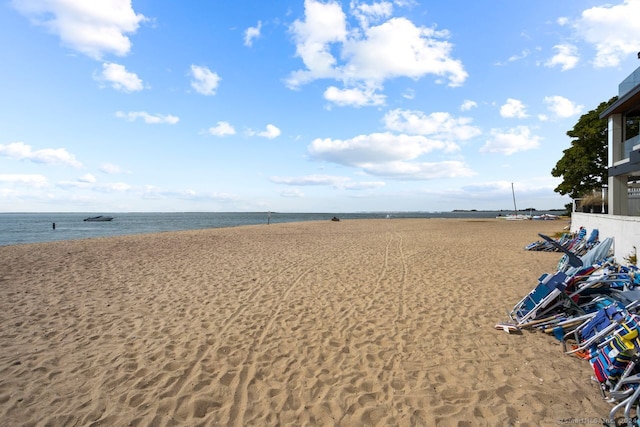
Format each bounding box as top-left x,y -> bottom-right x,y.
0,219 -> 612,426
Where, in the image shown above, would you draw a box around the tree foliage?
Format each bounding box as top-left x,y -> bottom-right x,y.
551,96 -> 618,199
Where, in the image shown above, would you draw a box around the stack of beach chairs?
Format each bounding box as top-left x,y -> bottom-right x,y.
500,229 -> 640,426
525,226 -> 600,257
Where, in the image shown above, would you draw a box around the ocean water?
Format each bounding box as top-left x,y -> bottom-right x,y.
0,211 -> 562,246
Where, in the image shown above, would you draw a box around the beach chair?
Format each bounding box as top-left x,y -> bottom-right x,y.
509,271 -> 570,325
564,262 -> 636,305
565,227 -> 587,253
561,237 -> 614,276
562,302 -> 626,353
589,314 -> 640,394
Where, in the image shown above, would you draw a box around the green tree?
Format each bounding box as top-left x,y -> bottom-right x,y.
551,96 -> 618,199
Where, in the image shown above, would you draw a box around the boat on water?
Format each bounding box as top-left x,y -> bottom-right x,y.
83,216 -> 114,222
497,183 -> 531,220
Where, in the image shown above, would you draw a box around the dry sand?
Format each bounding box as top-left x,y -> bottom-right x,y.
0,218 -> 614,426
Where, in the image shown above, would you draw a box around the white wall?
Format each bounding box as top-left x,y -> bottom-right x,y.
571,213 -> 640,265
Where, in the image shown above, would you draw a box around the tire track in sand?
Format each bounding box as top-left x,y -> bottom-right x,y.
374,230 -> 409,415
362,231 -> 394,307
391,229 -> 408,372
393,230 -> 407,325
227,266 -> 315,427
155,264 -> 298,403
327,230 -> 394,345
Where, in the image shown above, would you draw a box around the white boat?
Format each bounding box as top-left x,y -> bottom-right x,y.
84,215 -> 114,222
532,214 -> 560,220
498,183 -> 531,220
502,214 -> 531,221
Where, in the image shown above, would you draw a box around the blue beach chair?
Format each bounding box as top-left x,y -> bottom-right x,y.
509,271 -> 569,325
562,303 -> 626,353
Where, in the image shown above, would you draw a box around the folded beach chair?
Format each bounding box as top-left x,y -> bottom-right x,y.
509,271 -> 570,325
589,314 -> 640,392
564,262 -> 635,305
581,229 -> 600,254
561,237 -> 614,276
566,227 -> 587,252
569,228 -> 600,257
562,302 -> 626,353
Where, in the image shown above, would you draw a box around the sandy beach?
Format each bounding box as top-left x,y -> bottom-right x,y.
0,218 -> 614,426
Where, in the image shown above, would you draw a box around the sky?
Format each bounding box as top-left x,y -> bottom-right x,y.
2,0 -> 640,213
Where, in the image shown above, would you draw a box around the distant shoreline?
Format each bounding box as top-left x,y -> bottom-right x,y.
0,211 -> 571,247
0,208 -> 568,214
452,208 -> 566,212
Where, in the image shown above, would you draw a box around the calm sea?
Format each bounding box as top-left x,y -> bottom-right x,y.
0,211 -> 562,246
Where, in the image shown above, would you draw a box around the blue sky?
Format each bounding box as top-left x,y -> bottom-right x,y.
2,0 -> 640,213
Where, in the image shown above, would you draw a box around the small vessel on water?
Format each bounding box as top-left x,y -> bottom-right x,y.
84,216 -> 114,222
498,183 -> 531,220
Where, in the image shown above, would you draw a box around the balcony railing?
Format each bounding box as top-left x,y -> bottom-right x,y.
624,134 -> 640,159
573,186 -> 640,215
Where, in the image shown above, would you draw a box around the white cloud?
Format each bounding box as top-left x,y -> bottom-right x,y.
245,124 -> 281,139
324,86 -> 386,107
270,174 -> 385,190
95,62 -> 143,92
360,160 -> 475,180
58,174 -> 99,189
0,141 -> 82,167
480,126 -> 541,155
309,132 -> 446,166
208,121 -> 236,137
494,51 -> 528,67
100,182 -> 133,193
136,186 -> 239,202
0,174 -> 48,187
271,174 -> 351,187
507,49 -> 530,63
190,65 -> 221,96
258,124 -> 282,139
100,163 -> 123,174
279,188 -> 305,198
342,17 -> 467,86
350,0 -> 394,28
306,130 -> 475,180
394,0 -> 418,7
545,44 -> 579,71
499,98 -> 528,119
460,100 -> 477,111
11,0 -> 146,60
288,0 -> 347,87
287,0 -> 467,95
342,180 -> 386,190
383,109 -> 480,143
78,173 -> 96,183
402,88 -> 415,100
244,21 -> 262,47
544,95 -> 584,118
573,0 -> 640,67
115,111 -> 179,124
